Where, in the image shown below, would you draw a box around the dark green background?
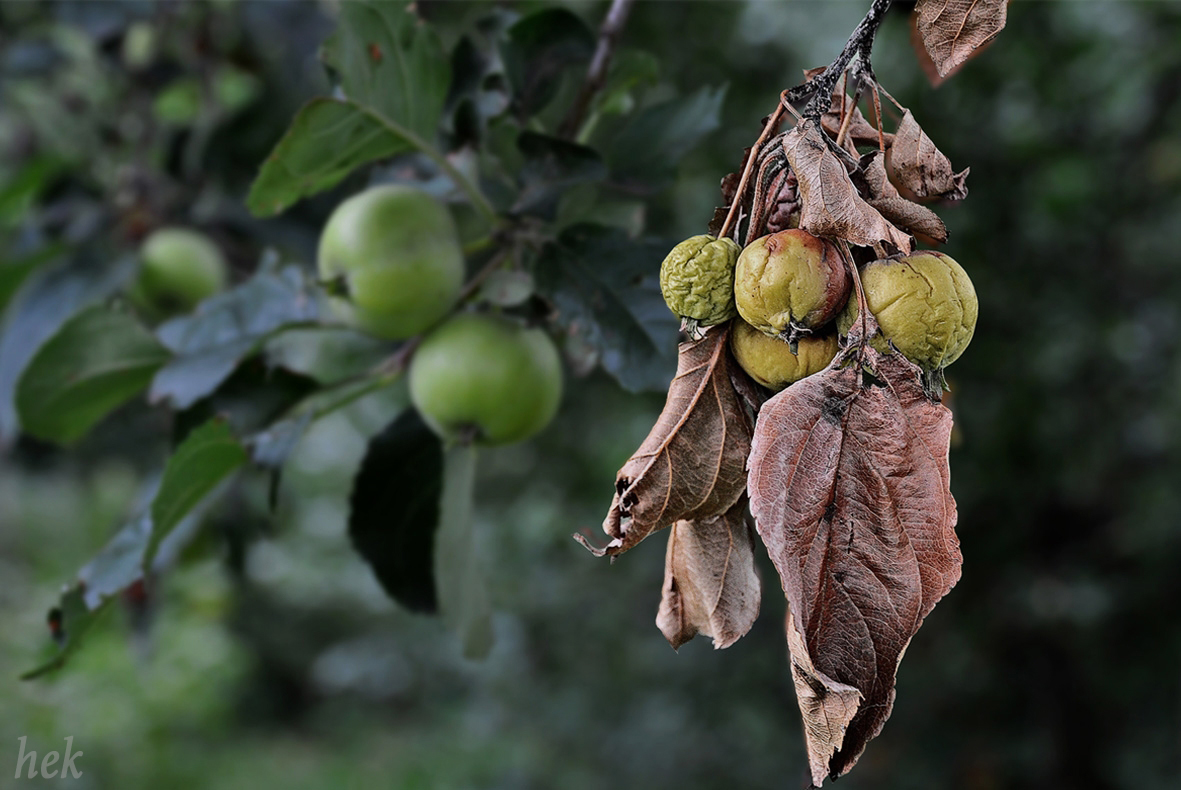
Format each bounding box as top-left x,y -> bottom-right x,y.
2,2 -> 1179,788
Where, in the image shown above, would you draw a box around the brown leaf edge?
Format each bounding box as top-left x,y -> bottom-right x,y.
747,331 -> 961,785
577,325 -> 753,558
782,119 -> 912,254
913,0 -> 1007,79
887,109 -> 969,202
867,197 -> 948,245
657,495 -> 762,650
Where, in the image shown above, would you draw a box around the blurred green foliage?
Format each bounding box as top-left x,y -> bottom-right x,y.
2,2 -> 1181,789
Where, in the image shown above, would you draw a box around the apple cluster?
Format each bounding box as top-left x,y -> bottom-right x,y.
318,185 -> 562,446
659,227 -> 978,391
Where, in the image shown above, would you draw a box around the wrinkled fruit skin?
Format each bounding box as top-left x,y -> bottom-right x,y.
409,313 -> 563,446
318,185 -> 464,340
129,227 -> 227,319
734,229 -> 849,337
659,235 -> 741,325
730,318 -> 838,391
838,250 -> 977,370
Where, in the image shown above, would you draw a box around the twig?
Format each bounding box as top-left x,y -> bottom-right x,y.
869,82 -> 886,152
458,246 -> 514,303
782,0 -> 894,121
834,82 -> 861,150
718,97 -> 787,241
837,239 -> 869,349
559,0 -> 636,139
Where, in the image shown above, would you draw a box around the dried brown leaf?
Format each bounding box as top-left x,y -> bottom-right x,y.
914,0 -> 1007,79
855,151 -> 899,201
748,346 -> 961,785
657,496 -> 761,650
867,197 -> 949,244
785,602 -> 862,780
782,120 -> 912,253
581,326 -> 752,557
909,13 -> 954,87
888,110 -> 969,202
764,166 -> 801,235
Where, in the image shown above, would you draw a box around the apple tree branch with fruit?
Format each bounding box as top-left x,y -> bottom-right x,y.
8,1 -> 1006,783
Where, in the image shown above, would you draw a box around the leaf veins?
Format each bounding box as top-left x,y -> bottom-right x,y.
579,325 -> 752,557
656,496 -> 761,650
782,120 -> 912,253
747,347 -> 961,786
888,110 -> 969,202
914,0 -> 1007,79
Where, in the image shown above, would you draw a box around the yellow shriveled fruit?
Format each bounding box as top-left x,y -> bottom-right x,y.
729,318 -> 838,391
734,229 -> 849,340
659,235 -> 741,326
838,250 -> 977,370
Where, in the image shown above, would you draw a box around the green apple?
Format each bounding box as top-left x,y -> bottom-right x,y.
129,227 -> 228,319
318,185 -> 465,340
409,313 -> 563,446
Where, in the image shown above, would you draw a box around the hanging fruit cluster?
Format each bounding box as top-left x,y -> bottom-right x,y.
578,0 -> 1005,784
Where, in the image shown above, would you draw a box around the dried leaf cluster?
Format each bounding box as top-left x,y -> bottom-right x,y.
579,1 -> 1003,785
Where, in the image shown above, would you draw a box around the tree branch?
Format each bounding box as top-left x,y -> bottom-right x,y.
782,0 -> 894,121
559,0 -> 637,139
719,0 -> 894,243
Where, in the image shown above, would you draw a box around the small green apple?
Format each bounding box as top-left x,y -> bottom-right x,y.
409,313 -> 563,446
318,185 -> 465,340
129,227 -> 227,319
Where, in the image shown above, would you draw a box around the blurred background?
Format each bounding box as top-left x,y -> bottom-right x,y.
2,1 -> 1180,788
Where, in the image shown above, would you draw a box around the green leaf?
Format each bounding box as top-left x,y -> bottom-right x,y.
435,443 -> 492,659
0,242 -> 66,313
444,33 -> 511,148
172,357 -> 318,447
0,250 -> 135,442
595,49 -> 660,117
22,482 -> 223,679
248,368 -> 400,511
0,154 -> 64,225
153,78 -> 203,125
247,98 -> 413,217
146,419 -> 247,568
250,1 -> 451,217
149,265 -> 321,409
606,84 -> 728,193
330,0 -> 450,140
16,306 -> 169,443
512,131 -> 606,219
501,8 -> 594,120
534,224 -> 678,392
349,408 -> 444,613
21,586 -> 111,681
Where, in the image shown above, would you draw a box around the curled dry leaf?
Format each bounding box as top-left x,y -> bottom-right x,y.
783,120 -> 912,253
578,325 -> 752,557
888,110 -> 969,202
914,0 -> 1007,79
854,150 -> 947,243
867,197 -> 948,244
855,150 -> 899,201
763,165 -> 801,235
656,496 -> 761,650
747,343 -> 961,786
